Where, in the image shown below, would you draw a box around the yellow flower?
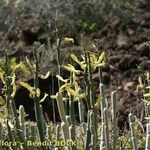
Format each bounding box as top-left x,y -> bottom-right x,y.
25,56 -> 36,70
18,61 -> 31,76
64,37 -> 74,43
20,82 -> 35,95
90,52 -> 105,70
98,51 -> 105,63
36,88 -> 41,98
137,76 -> 143,89
40,93 -> 49,103
66,82 -> 86,101
10,58 -> 17,71
39,71 -> 50,79
0,96 -> 5,105
11,75 -> 17,98
20,82 -> 40,98
146,71 -> 149,80
146,86 -> 150,89
70,54 -> 86,69
144,93 -> 150,98
56,75 -> 69,83
0,68 -> 5,84
0,59 -> 4,68
94,94 -> 101,110
64,64 -> 81,75
59,83 -> 71,92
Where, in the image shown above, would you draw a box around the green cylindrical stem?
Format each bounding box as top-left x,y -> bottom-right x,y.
111,91 -> 117,150
99,67 -> 103,84
0,122 -> 2,140
25,123 -> 30,141
99,83 -> 106,112
81,122 -> 87,134
69,125 -> 76,150
39,105 -> 46,131
19,105 -> 26,139
55,23 -> 62,88
45,125 -> 51,140
27,123 -> 37,150
145,123 -> 150,150
66,116 -> 72,125
85,85 -> 91,110
84,53 -> 91,110
100,122 -> 105,150
99,83 -> 106,150
90,134 -> 97,150
56,92 -> 67,123
6,120 -> 17,150
89,111 -> 96,134
104,108 -> 110,150
87,53 -> 95,108
90,90 -> 94,110
89,111 -> 97,150
78,100 -> 84,123
33,52 -> 47,150
56,124 -> 61,141
84,110 -> 91,150
30,123 -> 37,141
69,95 -> 75,124
10,100 -> 28,150
69,124 -> 75,140
19,105 -> 25,125
34,98 -> 46,148
84,125 -> 91,150
4,52 -> 12,116
61,121 -> 69,140
129,113 -> 138,150
45,125 -> 52,150
69,72 -> 75,124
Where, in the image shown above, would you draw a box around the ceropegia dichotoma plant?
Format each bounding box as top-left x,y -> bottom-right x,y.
0,52 -> 31,120
1,39 -> 149,149
137,71 -> 150,121
50,50 -> 105,149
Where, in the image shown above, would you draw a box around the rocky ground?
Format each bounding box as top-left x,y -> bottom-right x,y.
89,0 -> 150,129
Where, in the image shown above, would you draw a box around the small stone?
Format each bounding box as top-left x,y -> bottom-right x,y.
136,41 -> 150,57
116,33 -> 130,49
124,82 -> 134,91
